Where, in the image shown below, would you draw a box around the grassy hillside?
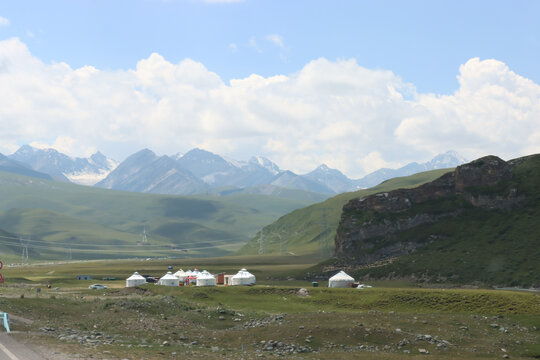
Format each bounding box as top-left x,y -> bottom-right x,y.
332,154 -> 540,287
238,169 -> 453,258
1,259 -> 539,360
0,172 -> 322,260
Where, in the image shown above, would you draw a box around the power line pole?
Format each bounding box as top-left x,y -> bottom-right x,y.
19,235 -> 30,261
141,226 -> 149,244
258,230 -> 264,255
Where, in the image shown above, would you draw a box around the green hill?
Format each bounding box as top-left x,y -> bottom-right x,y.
328,154 -> 540,287
238,168 -> 453,258
0,172 -> 322,260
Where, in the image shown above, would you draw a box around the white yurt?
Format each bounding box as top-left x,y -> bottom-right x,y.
328,270 -> 355,288
126,272 -> 147,287
158,271 -> 180,286
174,269 -> 187,282
231,268 -> 256,286
196,270 -> 216,287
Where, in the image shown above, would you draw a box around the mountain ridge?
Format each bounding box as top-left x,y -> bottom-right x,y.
9,145 -> 118,185
9,144 -> 467,196
330,153 -> 540,286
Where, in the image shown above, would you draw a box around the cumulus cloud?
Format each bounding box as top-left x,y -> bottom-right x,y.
0,16 -> 10,27
395,58 -> 540,160
0,38 -> 539,178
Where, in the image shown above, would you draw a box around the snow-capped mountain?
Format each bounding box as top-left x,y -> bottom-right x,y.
175,149 -> 281,189
248,156 -> 280,175
9,145 -> 118,185
96,149 -> 467,195
425,150 -> 468,169
353,151 -> 468,189
8,145 -> 468,196
303,164 -> 355,193
95,149 -> 208,194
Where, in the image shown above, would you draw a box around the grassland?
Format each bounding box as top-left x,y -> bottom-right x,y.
1,259 -> 539,359
0,171 -> 323,260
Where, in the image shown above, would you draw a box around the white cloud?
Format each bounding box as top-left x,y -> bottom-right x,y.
0,16 -> 10,27
30,136 -> 76,155
228,43 -> 237,52
357,152 -> 398,174
265,34 -> 284,48
0,38 -> 539,178
395,58 -> 540,160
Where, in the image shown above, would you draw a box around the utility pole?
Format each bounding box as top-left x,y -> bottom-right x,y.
19,236 -> 30,261
141,226 -> 149,244
258,230 -> 264,255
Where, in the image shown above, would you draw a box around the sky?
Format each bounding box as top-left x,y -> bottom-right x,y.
0,0 -> 539,178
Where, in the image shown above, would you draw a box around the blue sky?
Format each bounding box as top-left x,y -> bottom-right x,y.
3,0 -> 539,93
1,1 -> 539,177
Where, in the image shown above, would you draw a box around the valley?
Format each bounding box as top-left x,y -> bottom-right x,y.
0,258 -> 539,359
0,153 -> 539,360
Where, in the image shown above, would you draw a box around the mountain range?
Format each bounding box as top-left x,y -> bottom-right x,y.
3,145 -> 467,196
9,145 -> 118,185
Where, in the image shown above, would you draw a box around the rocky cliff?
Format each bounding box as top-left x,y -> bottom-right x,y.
334,155 -> 528,262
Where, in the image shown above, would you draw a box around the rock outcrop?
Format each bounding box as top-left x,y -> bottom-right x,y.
334,155 -> 525,260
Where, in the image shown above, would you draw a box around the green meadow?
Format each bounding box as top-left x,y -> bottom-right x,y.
0,171 -> 324,260
1,258 -> 539,360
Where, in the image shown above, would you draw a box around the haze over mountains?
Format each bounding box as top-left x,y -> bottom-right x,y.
3,145 -> 467,196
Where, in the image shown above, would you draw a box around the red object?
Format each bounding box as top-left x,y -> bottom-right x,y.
0,273 -> 4,283
217,273 -> 225,285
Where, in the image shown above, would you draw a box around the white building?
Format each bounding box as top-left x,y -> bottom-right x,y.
158,271 -> 180,286
174,269 -> 187,282
126,272 -> 147,288
196,270 -> 216,287
231,268 -> 256,286
328,270 -> 355,288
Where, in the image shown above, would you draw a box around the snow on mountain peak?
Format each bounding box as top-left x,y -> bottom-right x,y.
249,156 -> 280,174
10,145 -> 118,186
428,150 -> 467,169
317,164 -> 331,172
